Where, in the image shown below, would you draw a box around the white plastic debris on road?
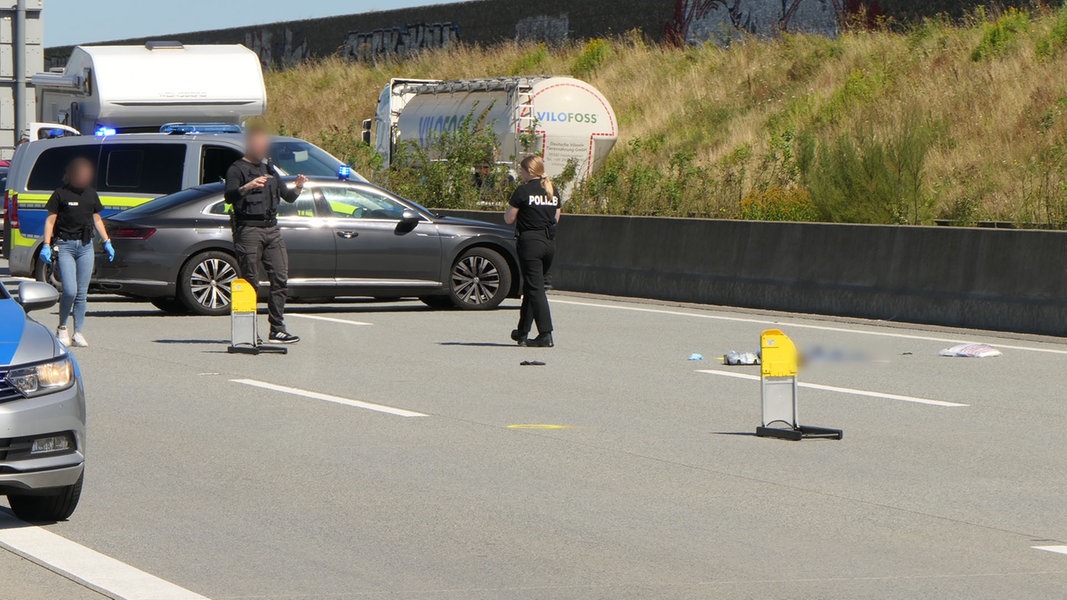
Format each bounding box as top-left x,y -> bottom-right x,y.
939,343 -> 1003,358
724,351 -> 761,366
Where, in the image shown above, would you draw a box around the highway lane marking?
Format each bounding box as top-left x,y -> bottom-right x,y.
0,511 -> 210,599
231,379 -> 428,417
696,369 -> 969,407
288,314 -> 372,326
1033,545 -> 1067,556
554,299 -> 1067,356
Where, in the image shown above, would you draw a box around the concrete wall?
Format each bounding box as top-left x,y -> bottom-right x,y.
45,0 -> 674,69
442,210 -> 1067,337
686,0 -> 840,44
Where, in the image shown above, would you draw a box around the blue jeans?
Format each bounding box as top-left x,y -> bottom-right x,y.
56,239 -> 94,333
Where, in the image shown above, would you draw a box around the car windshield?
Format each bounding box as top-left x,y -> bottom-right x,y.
117,186 -> 220,218
271,140 -> 356,179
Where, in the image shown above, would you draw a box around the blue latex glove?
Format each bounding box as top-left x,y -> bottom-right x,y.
103,240 -> 115,262
40,245 -> 53,265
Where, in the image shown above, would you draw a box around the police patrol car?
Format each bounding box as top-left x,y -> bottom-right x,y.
2,125 -> 354,280
0,280 -> 86,522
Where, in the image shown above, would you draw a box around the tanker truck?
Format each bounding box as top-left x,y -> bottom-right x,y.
362,76 -> 618,191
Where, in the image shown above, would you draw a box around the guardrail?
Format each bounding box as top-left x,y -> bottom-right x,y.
440,210 -> 1067,337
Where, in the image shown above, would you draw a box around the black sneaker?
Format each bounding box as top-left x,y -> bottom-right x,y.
526,333 -> 554,348
511,329 -> 529,346
269,331 -> 301,344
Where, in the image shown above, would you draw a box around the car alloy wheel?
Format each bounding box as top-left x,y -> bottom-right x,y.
190,258 -> 236,310
447,247 -> 511,310
178,251 -> 240,316
453,254 -> 500,306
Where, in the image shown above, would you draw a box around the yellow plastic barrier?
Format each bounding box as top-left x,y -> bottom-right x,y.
756,329 -> 841,441
230,278 -> 257,314
761,329 -> 798,378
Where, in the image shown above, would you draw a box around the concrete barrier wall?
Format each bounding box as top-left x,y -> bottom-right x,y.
441,210 -> 1067,337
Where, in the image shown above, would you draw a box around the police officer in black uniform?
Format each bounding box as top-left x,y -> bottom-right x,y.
505,155 -> 560,348
224,127 -> 308,344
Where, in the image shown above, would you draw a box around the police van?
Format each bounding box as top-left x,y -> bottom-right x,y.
2,129 -> 356,278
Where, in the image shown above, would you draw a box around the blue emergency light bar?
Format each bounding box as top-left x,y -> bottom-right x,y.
161,123 -> 243,135
338,165 -> 353,180
94,126 -> 117,137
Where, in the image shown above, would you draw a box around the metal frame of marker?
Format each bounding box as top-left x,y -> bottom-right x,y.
756,329 -> 841,441
227,278 -> 287,356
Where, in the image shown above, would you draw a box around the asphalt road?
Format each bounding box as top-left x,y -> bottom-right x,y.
2,259 -> 1066,599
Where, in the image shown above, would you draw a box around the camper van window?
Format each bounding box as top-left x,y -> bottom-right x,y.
201,146 -> 243,185
28,147 -> 103,191
99,144 -> 185,195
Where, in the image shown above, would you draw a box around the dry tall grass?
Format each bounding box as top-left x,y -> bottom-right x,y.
266,6 -> 1067,224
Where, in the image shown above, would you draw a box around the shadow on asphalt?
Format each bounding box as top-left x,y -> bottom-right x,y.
439,342 -> 520,348
153,339 -> 230,345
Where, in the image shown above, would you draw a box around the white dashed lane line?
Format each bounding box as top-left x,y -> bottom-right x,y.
0,511 -> 210,599
555,299 -> 1067,356
1033,546 -> 1067,556
231,379 -> 428,417
288,314 -> 372,326
696,369 -> 969,408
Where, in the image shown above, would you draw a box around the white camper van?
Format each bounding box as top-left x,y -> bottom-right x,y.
31,42 -> 266,136
363,76 -> 618,189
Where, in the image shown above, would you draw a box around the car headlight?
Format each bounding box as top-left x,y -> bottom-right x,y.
6,356 -> 75,397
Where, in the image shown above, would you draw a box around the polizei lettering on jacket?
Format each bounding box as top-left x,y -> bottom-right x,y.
527,194 -> 559,206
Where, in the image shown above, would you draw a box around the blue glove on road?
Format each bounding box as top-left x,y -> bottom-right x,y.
104,240 -> 115,262
40,245 -> 53,265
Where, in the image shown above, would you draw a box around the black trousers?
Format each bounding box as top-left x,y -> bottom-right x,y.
516,230 -> 555,335
233,225 -> 289,334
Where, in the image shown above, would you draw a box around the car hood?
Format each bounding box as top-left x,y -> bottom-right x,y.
434,215 -> 512,235
0,299 -> 62,367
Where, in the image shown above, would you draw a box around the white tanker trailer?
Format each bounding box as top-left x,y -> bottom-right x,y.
363,76 -> 618,190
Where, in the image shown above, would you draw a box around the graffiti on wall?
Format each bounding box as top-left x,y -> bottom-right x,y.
515,14 -> 570,45
668,0 -> 842,45
244,27 -> 310,68
341,22 -> 461,62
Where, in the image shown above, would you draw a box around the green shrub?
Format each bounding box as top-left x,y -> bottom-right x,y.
571,39 -> 612,78
801,120 -> 938,224
971,8 -> 1029,61
740,187 -> 820,221
510,44 -> 549,75
1036,5 -> 1067,58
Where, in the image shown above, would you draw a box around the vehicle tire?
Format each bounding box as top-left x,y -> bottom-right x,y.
150,297 -> 191,314
447,247 -> 511,310
177,251 -> 239,316
419,295 -> 456,309
8,473 -> 83,522
34,250 -> 61,290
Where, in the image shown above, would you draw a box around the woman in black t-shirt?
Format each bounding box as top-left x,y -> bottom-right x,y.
504,155 -> 561,348
41,158 -> 114,347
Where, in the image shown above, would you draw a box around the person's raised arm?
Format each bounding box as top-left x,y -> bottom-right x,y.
282,175 -> 309,203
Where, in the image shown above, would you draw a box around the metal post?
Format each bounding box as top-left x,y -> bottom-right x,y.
14,0 -> 28,142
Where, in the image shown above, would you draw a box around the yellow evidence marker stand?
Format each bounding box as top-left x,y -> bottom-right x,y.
227,278 -> 287,355
755,329 -> 841,441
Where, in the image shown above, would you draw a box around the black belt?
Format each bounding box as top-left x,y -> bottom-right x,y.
234,218 -> 278,228
518,228 -> 555,239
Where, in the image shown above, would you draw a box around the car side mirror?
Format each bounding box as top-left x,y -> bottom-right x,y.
400,210 -> 421,224
17,281 -> 60,313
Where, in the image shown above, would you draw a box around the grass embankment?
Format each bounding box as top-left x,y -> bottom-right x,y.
267,6 -> 1067,226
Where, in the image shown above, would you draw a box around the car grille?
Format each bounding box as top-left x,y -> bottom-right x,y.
0,370 -> 22,404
